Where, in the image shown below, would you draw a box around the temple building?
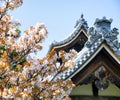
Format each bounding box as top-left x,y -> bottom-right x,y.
49,15 -> 120,100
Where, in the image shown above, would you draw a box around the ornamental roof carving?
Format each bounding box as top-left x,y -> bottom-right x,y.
94,16 -> 113,25
86,17 -> 120,52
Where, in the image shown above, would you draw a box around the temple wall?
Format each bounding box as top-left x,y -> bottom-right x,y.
70,82 -> 120,97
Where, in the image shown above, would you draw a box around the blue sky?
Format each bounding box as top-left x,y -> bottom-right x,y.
10,0 -> 120,58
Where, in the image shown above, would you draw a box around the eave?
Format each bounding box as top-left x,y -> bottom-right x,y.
48,26 -> 88,53
60,40 -> 120,84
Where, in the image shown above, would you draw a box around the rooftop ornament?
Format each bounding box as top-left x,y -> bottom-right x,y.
74,14 -> 88,29
86,17 -> 120,52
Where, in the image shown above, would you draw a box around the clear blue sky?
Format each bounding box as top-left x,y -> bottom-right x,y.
10,0 -> 120,58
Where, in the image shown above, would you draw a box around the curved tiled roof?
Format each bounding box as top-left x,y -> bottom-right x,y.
60,38 -> 120,80
49,14 -> 89,51
58,17 -> 120,80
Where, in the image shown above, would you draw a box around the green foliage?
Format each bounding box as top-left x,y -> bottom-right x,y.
0,45 -> 6,51
8,84 -> 16,88
16,28 -> 21,34
11,50 -> 19,57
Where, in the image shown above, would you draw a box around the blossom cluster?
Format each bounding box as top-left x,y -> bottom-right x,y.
0,0 -> 76,99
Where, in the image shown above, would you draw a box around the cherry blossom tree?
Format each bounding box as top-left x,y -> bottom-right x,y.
0,0 -> 76,99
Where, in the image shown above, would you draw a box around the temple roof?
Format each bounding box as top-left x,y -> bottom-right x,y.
58,17 -> 120,81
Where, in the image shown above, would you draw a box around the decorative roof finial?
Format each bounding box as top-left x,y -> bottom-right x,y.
74,14 -> 88,29
86,17 -> 120,51
81,13 -> 84,19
